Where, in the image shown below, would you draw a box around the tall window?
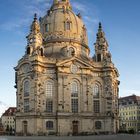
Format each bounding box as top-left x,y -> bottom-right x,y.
81,46 -> 86,57
27,47 -> 30,55
46,82 -> 53,98
45,24 -> 50,32
24,99 -> 29,112
71,81 -> 78,113
46,100 -> 53,113
93,84 -> 100,98
46,121 -> 53,130
24,81 -> 30,97
93,84 -> 100,113
97,54 -> 101,62
71,99 -> 78,113
65,22 -> 70,30
46,82 -> 53,112
40,48 -> 44,56
71,82 -> 78,97
94,100 -> 100,113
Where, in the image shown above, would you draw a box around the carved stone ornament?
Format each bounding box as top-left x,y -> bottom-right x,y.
71,64 -> 78,74
46,31 -> 64,40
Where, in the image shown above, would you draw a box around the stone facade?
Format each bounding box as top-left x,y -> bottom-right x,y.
15,0 -> 119,136
0,118 -> 4,135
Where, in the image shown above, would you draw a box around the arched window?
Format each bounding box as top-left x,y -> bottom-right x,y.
93,84 -> 100,113
24,81 -> 30,97
93,84 -> 100,98
97,54 -> 101,62
27,47 -> 30,55
46,121 -> 53,130
95,121 -> 102,129
45,24 -> 50,32
71,81 -> 78,113
40,48 -> 44,56
46,82 -> 53,98
71,82 -> 78,97
65,21 -> 70,30
46,81 -> 53,112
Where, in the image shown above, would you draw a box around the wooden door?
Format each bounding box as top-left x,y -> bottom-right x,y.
72,121 -> 78,135
23,121 -> 28,136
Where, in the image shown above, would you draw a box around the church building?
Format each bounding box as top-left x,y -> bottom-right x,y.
15,0 -> 119,136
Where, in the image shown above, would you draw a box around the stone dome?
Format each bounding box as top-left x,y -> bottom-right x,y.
40,0 -> 89,58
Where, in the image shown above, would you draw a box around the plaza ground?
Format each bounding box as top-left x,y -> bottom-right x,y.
0,135 -> 140,140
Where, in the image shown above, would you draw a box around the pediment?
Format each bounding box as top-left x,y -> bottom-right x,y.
56,57 -> 93,69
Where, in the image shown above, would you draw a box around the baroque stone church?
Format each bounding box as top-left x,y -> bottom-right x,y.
15,0 -> 119,136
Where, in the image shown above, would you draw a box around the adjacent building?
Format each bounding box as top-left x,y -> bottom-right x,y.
1,107 -> 16,133
119,95 -> 140,132
15,0 -> 119,136
0,118 -> 4,135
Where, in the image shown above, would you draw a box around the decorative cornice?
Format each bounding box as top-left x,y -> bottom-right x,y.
45,38 -> 89,50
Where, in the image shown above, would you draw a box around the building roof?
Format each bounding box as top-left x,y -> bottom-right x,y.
119,94 -> 140,106
2,107 -> 16,117
119,94 -> 140,101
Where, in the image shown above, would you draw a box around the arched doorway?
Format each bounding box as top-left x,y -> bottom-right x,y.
23,121 -> 28,136
72,121 -> 79,135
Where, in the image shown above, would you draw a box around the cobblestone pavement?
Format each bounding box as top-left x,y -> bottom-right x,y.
0,135 -> 140,140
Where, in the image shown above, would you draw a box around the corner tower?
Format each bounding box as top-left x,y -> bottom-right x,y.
94,22 -> 111,63
26,14 -> 44,56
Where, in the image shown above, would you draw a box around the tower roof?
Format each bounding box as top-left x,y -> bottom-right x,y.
30,13 -> 40,33
95,22 -> 108,47
119,95 -> 140,105
97,22 -> 105,39
2,107 -> 16,117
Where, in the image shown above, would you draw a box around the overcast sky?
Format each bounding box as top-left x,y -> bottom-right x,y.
0,0 -> 140,115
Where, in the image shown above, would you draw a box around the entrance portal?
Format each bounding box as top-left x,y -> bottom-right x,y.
23,121 -> 28,136
72,121 -> 79,135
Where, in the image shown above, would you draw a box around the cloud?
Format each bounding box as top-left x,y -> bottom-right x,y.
72,2 -> 86,13
0,0 -> 99,37
71,1 -> 99,27
0,0 -> 51,31
30,0 -> 51,13
119,89 -> 140,97
0,18 -> 31,31
84,16 -> 99,24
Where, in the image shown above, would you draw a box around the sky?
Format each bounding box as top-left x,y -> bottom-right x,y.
0,0 -> 140,115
